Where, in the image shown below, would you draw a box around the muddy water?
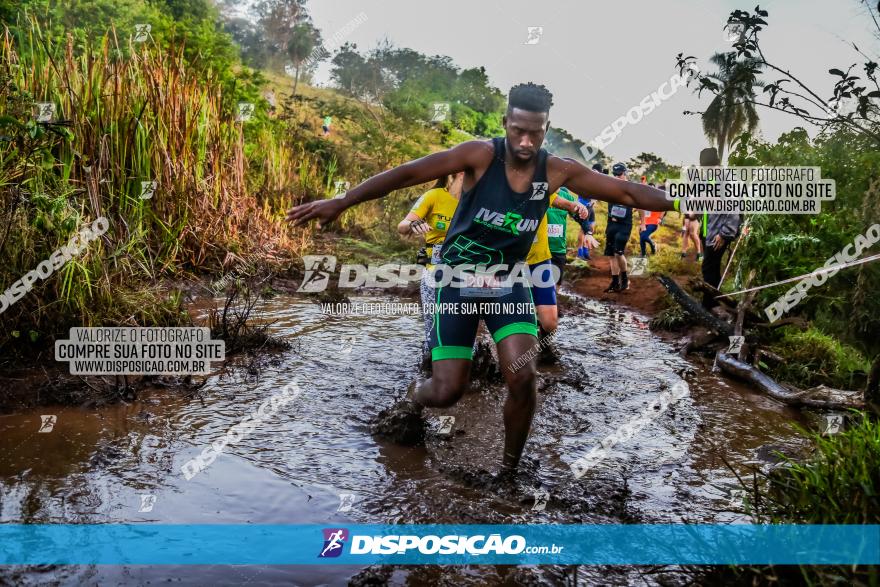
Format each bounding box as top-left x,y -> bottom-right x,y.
0,293 -> 810,586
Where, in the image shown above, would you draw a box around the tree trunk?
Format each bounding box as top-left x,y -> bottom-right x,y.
716,352 -> 863,410
656,274 -> 733,337
292,65 -> 300,101
734,270 -> 757,361
717,127 -> 727,162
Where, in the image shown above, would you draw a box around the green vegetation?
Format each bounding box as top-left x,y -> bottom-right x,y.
721,415 -> 880,585
698,52 -> 763,161
755,415 -> 879,526
766,325 -> 871,390
650,302 -> 691,331
681,7 -> 880,585
646,245 -> 701,278
0,1 -> 418,358
728,127 -> 880,363
0,3 -> 877,584
626,152 -> 681,183
0,0 -> 588,360
328,42 -> 505,139
0,11 -> 295,358
682,6 -> 880,366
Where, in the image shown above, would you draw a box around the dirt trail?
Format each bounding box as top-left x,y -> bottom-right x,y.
567,254 -> 671,316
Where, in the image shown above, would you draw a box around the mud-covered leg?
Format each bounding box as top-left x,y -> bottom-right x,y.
495,333 -> 539,472
411,359 -> 470,408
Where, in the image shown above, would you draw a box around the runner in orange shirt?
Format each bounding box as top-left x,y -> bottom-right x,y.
638,185 -> 666,257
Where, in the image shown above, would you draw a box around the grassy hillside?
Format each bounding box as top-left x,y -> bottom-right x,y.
0,18 -> 448,358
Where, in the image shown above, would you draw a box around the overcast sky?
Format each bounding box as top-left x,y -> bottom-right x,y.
304,0 -> 878,165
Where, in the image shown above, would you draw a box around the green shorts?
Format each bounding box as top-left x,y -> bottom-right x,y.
429,281 -> 537,361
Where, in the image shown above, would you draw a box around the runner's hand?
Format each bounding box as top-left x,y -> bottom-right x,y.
574,203 -> 589,219
585,235 -> 600,249
711,234 -> 725,251
409,219 -> 431,235
286,198 -> 347,228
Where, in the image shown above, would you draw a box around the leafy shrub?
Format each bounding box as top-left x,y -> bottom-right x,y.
729,128 -> 880,358
768,326 -> 870,390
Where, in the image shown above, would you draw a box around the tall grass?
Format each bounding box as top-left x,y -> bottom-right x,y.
767,326 -> 871,390
0,15 -> 470,358
719,415 -> 880,586
0,19 -> 309,356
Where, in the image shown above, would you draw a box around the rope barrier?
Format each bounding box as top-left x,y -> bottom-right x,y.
719,218 -> 751,286
717,252 -> 880,298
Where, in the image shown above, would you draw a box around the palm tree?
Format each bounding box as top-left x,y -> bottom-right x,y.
701,52 -> 764,161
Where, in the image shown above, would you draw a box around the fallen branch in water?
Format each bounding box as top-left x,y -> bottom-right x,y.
753,348 -> 785,367
715,352 -> 864,410
656,275 -> 733,338
688,278 -> 739,311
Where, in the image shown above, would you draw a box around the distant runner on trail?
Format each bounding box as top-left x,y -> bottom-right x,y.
681,209 -> 703,260
322,115 -> 332,136
287,83 -> 675,475
638,191 -> 666,257
604,163 -> 634,293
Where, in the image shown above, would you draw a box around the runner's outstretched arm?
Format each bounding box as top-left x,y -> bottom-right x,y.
556,159 -> 674,211
551,196 -> 588,219
286,141 -> 489,227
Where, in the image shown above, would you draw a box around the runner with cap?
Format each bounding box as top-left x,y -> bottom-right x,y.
604,163 -> 634,292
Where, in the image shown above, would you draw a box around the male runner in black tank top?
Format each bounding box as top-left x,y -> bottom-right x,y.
288,83 -> 677,476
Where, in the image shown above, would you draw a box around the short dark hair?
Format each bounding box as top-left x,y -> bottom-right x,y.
507,83 -> 554,113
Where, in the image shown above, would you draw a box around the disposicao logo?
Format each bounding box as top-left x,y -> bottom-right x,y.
319,528 -> 348,558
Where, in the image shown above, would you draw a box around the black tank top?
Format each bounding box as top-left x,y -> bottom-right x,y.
440,137 -> 550,270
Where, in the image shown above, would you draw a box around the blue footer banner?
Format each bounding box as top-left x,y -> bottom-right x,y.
0,524 -> 877,565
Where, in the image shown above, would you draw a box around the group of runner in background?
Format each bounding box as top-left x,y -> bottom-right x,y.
395,158 -> 714,366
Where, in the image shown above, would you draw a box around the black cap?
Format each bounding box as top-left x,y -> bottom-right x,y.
591,163 -> 603,171
612,163 -> 626,176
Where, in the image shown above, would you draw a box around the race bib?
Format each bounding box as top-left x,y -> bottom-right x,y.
460,272 -> 511,298
610,205 -> 628,218
547,224 -> 564,237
